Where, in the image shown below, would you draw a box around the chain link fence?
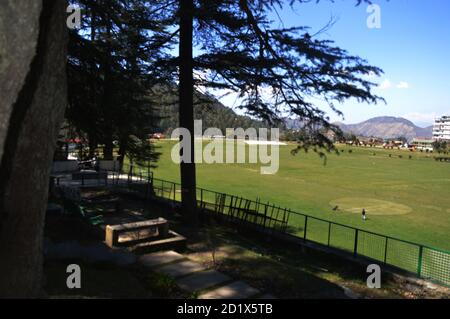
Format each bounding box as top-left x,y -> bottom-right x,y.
107,164 -> 450,287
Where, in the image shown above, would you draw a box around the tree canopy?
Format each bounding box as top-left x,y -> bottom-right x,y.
155,0 -> 384,149
67,0 -> 174,164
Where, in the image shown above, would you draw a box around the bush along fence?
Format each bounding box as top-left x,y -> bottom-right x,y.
111,164 -> 450,287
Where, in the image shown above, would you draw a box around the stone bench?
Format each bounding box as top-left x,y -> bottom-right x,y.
105,218 -> 169,248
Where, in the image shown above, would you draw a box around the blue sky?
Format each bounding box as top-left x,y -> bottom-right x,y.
218,0 -> 450,126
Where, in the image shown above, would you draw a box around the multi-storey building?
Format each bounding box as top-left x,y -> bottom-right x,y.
433,115 -> 450,141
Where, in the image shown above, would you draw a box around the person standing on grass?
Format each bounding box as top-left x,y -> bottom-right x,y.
362,209 -> 367,221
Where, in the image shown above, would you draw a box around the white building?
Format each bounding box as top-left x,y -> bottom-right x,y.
432,115 -> 450,141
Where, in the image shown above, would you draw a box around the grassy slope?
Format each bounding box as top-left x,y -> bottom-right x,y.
149,140 -> 450,250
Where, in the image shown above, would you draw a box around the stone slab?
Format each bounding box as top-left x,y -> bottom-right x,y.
138,250 -> 184,268
157,260 -> 206,278
198,281 -> 260,299
176,270 -> 231,292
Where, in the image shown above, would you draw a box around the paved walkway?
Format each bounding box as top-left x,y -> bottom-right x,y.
138,250 -> 274,299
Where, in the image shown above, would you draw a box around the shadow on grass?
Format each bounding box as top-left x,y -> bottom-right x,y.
212,245 -> 350,299
179,221 -> 401,298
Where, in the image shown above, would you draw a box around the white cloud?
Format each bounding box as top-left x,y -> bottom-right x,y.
397,81 -> 410,89
378,79 -> 392,89
378,79 -> 410,90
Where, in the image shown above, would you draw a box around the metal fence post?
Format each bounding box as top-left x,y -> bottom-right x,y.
327,222 -> 331,246
417,246 -> 424,277
384,237 -> 389,264
263,204 -> 268,229
354,229 -> 359,257
200,189 -> 203,207
304,216 -> 308,241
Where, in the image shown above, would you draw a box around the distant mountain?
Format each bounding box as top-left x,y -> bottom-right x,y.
283,117 -> 304,130
334,116 -> 433,141
152,86 -> 265,134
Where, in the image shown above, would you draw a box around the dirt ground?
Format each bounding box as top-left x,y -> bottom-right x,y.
44,188 -> 449,299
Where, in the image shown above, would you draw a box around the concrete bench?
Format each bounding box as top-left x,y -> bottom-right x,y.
105,218 -> 169,248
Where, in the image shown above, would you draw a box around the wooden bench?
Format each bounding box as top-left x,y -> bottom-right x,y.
105,218 -> 169,248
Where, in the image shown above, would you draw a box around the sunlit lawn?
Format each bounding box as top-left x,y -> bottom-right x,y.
145,140 -> 450,251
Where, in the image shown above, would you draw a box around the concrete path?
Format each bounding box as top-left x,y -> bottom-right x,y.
158,260 -> 206,278
198,281 -> 260,299
138,250 -> 185,267
138,250 -> 272,299
177,270 -> 231,292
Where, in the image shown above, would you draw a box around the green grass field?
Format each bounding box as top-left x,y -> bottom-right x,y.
148,140 -> 450,251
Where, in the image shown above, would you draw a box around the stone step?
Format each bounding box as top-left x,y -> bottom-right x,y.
138,250 -> 184,268
176,270 -> 231,292
198,281 -> 260,299
130,231 -> 186,254
157,260 -> 206,278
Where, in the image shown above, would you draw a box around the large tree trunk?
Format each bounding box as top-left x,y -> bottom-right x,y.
103,137 -> 114,160
179,0 -> 198,225
0,0 -> 68,298
88,135 -> 98,158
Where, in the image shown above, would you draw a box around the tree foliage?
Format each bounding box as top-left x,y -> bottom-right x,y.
155,0 -> 384,153
67,0 -> 173,163
432,140 -> 448,154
